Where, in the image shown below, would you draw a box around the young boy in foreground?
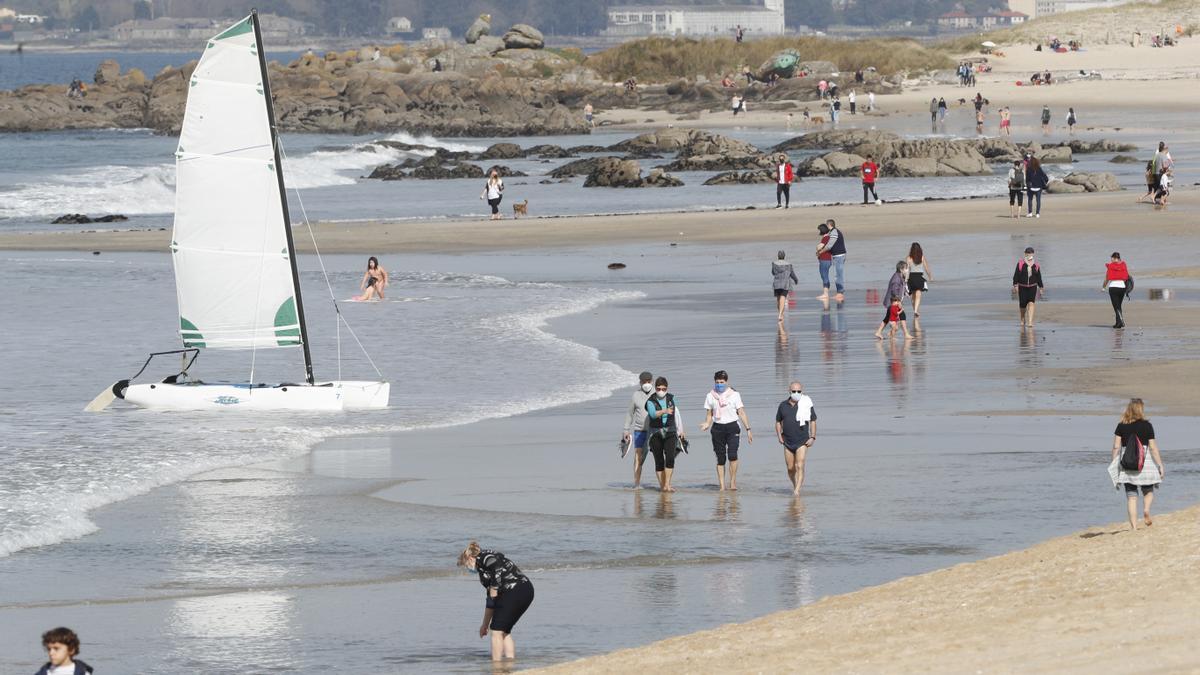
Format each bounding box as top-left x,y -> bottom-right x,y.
36,627 -> 93,675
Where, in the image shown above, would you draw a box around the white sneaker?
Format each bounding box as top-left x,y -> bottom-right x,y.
774,205 -> 783,209
1035,213 -> 1040,218
1025,213 -> 1033,218
875,199 -> 882,205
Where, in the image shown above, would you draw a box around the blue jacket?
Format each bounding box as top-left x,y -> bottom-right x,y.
35,661 -> 93,675
1026,165 -> 1049,190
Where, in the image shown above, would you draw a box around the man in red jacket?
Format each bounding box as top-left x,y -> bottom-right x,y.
861,154 -> 880,205
775,153 -> 794,209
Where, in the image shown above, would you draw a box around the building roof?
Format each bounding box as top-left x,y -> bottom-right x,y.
611,5 -> 776,12
939,11 -> 972,18
993,10 -> 1029,16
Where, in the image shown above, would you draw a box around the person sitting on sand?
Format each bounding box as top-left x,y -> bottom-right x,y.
1110,398 -> 1165,531
776,381 -> 817,496
355,256 -> 388,301
1013,246 -> 1044,328
457,542 -> 535,661
700,370 -> 753,491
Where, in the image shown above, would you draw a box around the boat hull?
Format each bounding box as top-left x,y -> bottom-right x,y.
123,381 -> 389,411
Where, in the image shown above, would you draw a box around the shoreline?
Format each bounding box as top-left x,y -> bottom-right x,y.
1,190 -> 1194,254
533,501 -> 1200,674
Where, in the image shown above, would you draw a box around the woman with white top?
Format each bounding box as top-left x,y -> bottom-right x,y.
905,242 -> 933,318
700,370 -> 753,491
481,170 -> 504,220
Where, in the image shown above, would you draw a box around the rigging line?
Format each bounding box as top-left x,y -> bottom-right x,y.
277,141 -> 384,380
248,182 -> 274,386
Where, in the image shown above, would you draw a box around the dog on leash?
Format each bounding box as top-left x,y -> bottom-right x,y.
512,199 -> 529,218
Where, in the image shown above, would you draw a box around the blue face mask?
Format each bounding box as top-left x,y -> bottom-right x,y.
466,566 -> 477,574
714,383 -> 727,393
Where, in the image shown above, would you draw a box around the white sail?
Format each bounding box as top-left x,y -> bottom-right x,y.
171,16 -> 300,350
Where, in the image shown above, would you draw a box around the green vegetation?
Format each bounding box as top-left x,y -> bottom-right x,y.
586,36 -> 955,82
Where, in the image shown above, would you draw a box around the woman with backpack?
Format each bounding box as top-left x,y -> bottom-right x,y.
1025,156 -> 1049,218
1103,251 -> 1131,329
1110,398 -> 1164,530
772,250 -> 799,322
1007,160 -> 1026,218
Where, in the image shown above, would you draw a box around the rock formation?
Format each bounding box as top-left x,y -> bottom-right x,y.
583,158 -> 682,187
503,24 -> 545,50
51,213 -> 128,224
703,170 -> 778,185
1046,172 -> 1121,193
465,14 -> 491,44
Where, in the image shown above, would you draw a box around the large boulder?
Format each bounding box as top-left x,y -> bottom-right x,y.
409,162 -> 485,180
1034,146 -> 1073,164
641,168 -> 684,187
754,48 -> 802,81
797,152 -> 865,177
549,156 -> 618,178
465,14 -> 491,44
657,153 -> 773,172
1109,154 -> 1141,164
583,158 -> 643,187
475,35 -> 505,55
94,59 -> 120,85
1061,171 -> 1121,192
1046,180 -> 1086,194
1059,139 -> 1138,154
703,170 -> 778,185
885,157 -> 942,178
772,129 -> 901,153
478,142 -> 524,159
612,128 -> 759,157
503,24 -> 545,50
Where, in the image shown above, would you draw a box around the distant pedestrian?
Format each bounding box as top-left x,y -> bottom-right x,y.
645,377 -> 685,492
999,106 -> 1012,135
1066,107 -> 1077,135
775,381 -> 817,496
735,24 -> 744,43
36,627 -> 92,675
831,97 -> 841,124
700,370 -> 754,491
1137,156 -> 1158,203
975,108 -> 985,134
1103,251 -> 1131,329
1040,105 -> 1052,134
860,154 -> 880,204
773,250 -> 799,321
584,102 -> 594,128
1109,398 -> 1165,530
937,97 -> 947,123
848,89 -> 857,114
742,64 -> 753,84
621,371 -> 655,488
905,242 -> 933,317
867,91 -> 875,112
457,542 -> 535,661
874,261 -> 912,340
774,154 -> 793,209
929,97 -> 938,124
1013,246 -> 1044,328
731,94 -> 745,116
1007,160 -> 1026,218
818,79 -> 828,98
815,219 -> 846,302
1025,156 -> 1049,218
482,170 -> 504,220
1155,168 -> 1172,205
815,223 -> 832,300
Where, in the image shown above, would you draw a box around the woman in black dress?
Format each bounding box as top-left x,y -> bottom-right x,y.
458,542 -> 535,661
1111,399 -> 1165,530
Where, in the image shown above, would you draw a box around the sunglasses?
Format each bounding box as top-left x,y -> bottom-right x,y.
790,390 -> 803,393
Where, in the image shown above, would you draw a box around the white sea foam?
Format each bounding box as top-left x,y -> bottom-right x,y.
380,130 -> 488,154
0,164 -> 177,220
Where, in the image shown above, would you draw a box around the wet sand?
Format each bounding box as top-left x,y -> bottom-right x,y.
536,503 -> 1200,674
0,190 -> 1195,254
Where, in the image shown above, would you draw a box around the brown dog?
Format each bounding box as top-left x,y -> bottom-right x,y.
808,115 -> 826,125
512,199 -> 529,218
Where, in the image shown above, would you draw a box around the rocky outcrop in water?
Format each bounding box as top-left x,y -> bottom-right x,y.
703,170 -> 779,185
583,158 -> 682,187
1046,172 -> 1121,193
51,213 -> 129,224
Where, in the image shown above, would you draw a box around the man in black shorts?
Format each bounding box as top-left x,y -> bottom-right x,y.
775,381 -> 817,496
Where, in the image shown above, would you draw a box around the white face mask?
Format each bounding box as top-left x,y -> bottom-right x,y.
790,392 -> 803,401
656,391 -> 667,399
641,383 -> 653,393
1025,255 -> 1034,263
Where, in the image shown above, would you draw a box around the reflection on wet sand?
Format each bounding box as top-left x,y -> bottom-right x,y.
775,323 -> 798,385
713,492 -> 741,523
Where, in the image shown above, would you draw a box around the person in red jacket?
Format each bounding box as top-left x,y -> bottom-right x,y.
1103,251 -> 1131,329
775,154 -> 794,209
861,155 -> 880,205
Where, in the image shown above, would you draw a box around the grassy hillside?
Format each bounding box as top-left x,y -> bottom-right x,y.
937,0 -> 1200,50
586,36 -> 955,83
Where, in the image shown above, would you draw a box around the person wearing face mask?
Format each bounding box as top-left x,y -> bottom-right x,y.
645,376 -> 686,492
776,381 -> 817,496
456,541 -> 534,662
1013,246 -> 1044,328
700,370 -> 753,491
621,371 -> 655,488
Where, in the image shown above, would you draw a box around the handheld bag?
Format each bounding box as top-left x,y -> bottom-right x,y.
1120,433 -> 1145,472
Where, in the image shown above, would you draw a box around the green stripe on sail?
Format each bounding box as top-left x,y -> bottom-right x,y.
214,17 -> 253,41
180,317 -> 206,348
274,298 -> 302,346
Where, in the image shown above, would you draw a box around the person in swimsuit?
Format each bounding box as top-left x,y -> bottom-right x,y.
355,256 -> 388,301
1013,246 -> 1044,328
457,542 -> 535,661
905,242 -> 933,318
999,107 -> 1011,136
1110,398 -> 1165,530
776,381 -> 817,496
700,370 -> 754,491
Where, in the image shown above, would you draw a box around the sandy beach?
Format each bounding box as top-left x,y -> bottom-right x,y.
537,503 -> 1200,674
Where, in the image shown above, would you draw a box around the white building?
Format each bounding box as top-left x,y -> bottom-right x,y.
606,0 -> 785,37
422,26 -> 451,40
1010,0 -> 1138,19
386,16 -> 413,35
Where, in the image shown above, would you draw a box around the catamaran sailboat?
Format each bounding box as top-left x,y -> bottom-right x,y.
88,11 -> 388,411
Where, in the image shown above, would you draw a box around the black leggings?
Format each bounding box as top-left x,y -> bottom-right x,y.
488,196 -> 502,214
776,183 -> 790,206
862,182 -> 877,203
1109,286 -> 1126,325
649,430 -> 678,471
490,581 -> 534,633
710,421 -> 741,465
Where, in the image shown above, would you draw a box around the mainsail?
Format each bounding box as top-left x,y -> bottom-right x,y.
171,15 -> 300,351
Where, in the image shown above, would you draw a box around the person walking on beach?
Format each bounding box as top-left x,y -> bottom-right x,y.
874,261 -> 912,340
1155,168 -> 1172,206
354,256 -> 388,301
1137,156 -> 1158,203
867,90 -> 875,112
646,377 -> 686,492
1103,251 -> 1131,329
1066,107 -> 1077,135
1007,160 -> 1026,218
1040,105 -> 1052,135
848,89 -> 857,114
819,80 -> 828,99
1013,246 -> 1044,328
1110,398 -> 1165,530
815,219 -> 847,302
772,250 -> 799,321
937,97 -> 947,124
929,97 -> 938,125
775,154 -> 793,209
831,97 -> 841,124
622,371 -> 655,488
906,242 -> 933,318
36,627 -> 93,675
775,381 -> 817,496
815,223 -> 833,300
1025,156 -> 1049,218
861,155 -> 880,205
457,542 -> 535,661
583,102 -> 594,128
700,370 -> 753,491
482,170 -> 504,221
999,106 -> 1012,136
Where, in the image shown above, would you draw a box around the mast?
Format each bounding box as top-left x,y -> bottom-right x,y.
251,9 -> 315,385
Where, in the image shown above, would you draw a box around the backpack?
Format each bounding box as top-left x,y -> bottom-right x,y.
1009,167 -> 1026,189
1120,433 -> 1145,472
